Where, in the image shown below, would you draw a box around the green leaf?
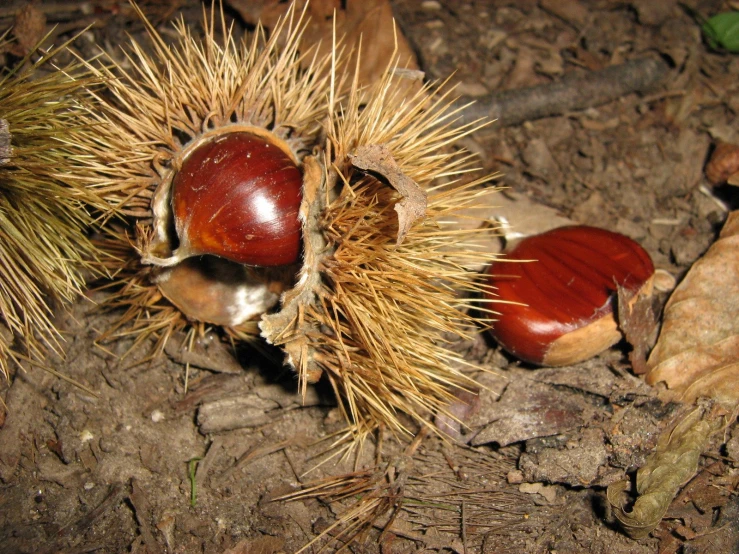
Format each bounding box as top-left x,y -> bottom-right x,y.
702,12 -> 739,52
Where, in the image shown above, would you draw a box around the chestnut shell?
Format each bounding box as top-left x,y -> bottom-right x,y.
485,225 -> 654,365
171,132 -> 303,266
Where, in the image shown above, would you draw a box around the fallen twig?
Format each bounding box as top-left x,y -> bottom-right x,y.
456,57 -> 670,127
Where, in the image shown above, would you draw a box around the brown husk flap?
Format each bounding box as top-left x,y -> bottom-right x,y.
348,144 -> 427,245
259,155 -> 333,390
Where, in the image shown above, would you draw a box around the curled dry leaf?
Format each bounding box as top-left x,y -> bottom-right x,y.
609,214 -> 737,540
10,4 -> 46,57
705,142 -> 739,186
645,211 -> 739,406
607,405 -> 725,539
226,0 -> 420,89
349,144 -> 427,245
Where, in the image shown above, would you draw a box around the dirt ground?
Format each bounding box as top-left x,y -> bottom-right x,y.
1,0 -> 738,553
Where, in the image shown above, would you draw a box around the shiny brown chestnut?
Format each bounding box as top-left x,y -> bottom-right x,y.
485,225 -> 655,366
148,131 -> 303,268
138,129 -> 303,326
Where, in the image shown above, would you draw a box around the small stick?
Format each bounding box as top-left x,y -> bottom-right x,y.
456,57 -> 670,127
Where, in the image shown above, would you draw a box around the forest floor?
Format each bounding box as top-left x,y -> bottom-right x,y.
1,0 -> 738,553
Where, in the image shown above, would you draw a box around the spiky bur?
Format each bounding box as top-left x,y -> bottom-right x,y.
77,2 -> 501,434
0,34 -> 108,379
260,61 -> 502,438
75,3 -> 337,356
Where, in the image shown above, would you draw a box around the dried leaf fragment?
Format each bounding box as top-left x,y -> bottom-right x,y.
705,142 -> 739,186
11,4 -> 46,57
349,144 -> 427,245
227,0 -> 420,89
539,0 -> 589,28
646,211 -> 739,405
607,405 -> 725,539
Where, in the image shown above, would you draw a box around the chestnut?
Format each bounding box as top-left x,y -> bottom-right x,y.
136,128 -> 303,326
485,225 -> 654,366
146,130 -> 303,268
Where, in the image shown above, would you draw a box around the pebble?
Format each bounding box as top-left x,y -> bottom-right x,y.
507,469 -> 524,484
421,0 -> 442,10
652,269 -> 677,292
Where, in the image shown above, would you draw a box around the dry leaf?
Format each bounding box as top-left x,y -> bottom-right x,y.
349,144 -> 427,245
539,0 -> 590,28
705,142 -> 739,186
226,0 -> 420,89
646,211 -> 739,405
607,405 -> 725,539
11,4 -> 46,57
438,190 -> 574,272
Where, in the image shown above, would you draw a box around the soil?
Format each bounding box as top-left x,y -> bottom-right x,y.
1,1 -> 738,553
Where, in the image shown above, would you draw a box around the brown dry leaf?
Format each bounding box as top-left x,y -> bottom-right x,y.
226,0 -> 420,88
10,4 -> 46,57
470,371 -> 594,447
645,211 -> 739,405
607,405 -> 725,539
349,144 -> 427,245
539,0 -> 590,28
705,142 -> 739,186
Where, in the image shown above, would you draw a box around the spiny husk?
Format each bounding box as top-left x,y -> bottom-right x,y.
79,2 -> 501,436
260,59 -> 500,437
0,34 -> 108,379
77,2 -> 338,350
